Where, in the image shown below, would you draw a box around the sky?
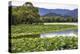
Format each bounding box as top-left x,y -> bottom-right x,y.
11,0 -> 78,10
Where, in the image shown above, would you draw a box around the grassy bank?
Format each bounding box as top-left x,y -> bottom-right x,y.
11,24 -> 77,38
10,36 -> 78,53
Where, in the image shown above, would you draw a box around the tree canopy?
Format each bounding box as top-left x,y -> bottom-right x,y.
11,2 -> 40,25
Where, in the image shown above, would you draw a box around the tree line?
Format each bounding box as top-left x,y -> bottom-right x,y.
40,16 -> 78,23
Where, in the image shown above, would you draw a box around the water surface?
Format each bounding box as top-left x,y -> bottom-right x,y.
40,29 -> 78,38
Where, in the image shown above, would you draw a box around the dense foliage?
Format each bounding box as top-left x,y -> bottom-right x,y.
10,36 -> 78,53
10,4 -> 40,25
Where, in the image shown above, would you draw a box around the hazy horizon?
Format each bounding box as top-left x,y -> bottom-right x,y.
11,1 -> 78,10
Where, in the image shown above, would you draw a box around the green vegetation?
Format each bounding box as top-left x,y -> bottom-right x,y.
11,2 -> 40,25
10,2 -> 77,25
11,24 -> 77,38
9,2 -> 78,53
10,36 -> 78,53
41,16 -> 78,23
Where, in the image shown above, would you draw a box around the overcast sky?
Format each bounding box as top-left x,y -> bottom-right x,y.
11,0 -> 78,10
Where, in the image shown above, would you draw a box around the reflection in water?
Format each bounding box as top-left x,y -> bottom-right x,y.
40,29 -> 78,38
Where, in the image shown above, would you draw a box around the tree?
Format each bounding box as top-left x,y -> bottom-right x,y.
11,2 -> 40,25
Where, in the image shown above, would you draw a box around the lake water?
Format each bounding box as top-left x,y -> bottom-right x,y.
40,29 -> 78,38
